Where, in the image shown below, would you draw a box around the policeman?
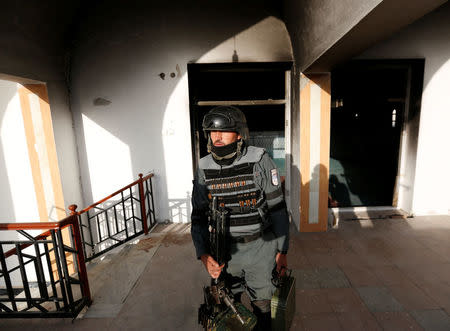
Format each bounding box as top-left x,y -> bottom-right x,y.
191,106 -> 289,330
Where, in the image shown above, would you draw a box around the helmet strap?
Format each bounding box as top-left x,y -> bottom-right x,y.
207,136 -> 212,154
236,139 -> 244,160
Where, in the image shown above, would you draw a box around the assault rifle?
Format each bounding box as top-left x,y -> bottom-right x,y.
209,197 -> 228,268
198,197 -> 256,330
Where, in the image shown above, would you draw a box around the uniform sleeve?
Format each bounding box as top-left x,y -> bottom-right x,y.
256,152 -> 290,253
190,168 -> 211,259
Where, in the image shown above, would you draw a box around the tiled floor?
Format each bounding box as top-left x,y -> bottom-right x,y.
1,215 -> 450,330
292,215 -> 450,330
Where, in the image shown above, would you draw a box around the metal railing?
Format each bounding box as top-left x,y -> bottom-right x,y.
0,215 -> 91,318
0,172 -> 156,318
69,173 -> 156,262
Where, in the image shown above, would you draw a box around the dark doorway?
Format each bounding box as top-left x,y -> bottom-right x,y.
330,60 -> 423,207
188,62 -> 292,177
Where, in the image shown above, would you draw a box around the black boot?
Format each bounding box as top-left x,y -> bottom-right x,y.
251,300 -> 271,331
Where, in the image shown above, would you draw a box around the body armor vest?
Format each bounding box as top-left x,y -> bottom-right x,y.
203,162 -> 265,227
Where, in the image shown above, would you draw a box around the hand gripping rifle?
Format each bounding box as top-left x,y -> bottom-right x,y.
198,197 -> 255,330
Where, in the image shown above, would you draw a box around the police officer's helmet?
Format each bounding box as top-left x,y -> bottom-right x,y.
202,106 -> 249,141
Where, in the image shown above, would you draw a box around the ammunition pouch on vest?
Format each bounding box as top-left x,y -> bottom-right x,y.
203,162 -> 267,229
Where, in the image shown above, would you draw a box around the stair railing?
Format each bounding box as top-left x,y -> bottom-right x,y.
0,172 -> 156,318
68,173 -> 156,262
0,215 -> 91,318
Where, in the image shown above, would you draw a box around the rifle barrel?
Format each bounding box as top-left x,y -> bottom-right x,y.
223,293 -> 245,325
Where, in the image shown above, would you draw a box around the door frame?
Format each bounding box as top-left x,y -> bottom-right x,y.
187,61 -> 293,210
330,59 -> 425,215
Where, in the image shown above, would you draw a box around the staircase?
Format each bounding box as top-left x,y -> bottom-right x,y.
0,172 -> 156,318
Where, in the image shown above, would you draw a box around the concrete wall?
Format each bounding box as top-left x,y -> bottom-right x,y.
283,0 -> 382,70
0,1 -> 85,223
358,2 -> 450,215
70,0 -> 293,223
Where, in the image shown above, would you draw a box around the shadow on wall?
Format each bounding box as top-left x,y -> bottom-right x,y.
69,0 -> 289,223
288,156 -> 361,231
309,163 -> 390,229
285,156 -> 331,232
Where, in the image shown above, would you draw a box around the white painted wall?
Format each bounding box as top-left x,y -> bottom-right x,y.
0,81 -> 50,285
0,81 -> 39,224
0,1 -> 84,241
0,78 -> 84,222
0,0 -> 85,220
359,2 -> 450,215
71,2 -> 293,223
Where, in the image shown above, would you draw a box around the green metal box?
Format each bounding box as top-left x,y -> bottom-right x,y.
271,275 -> 296,331
210,302 -> 257,331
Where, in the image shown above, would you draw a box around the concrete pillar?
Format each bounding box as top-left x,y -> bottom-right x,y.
299,73 -> 331,232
